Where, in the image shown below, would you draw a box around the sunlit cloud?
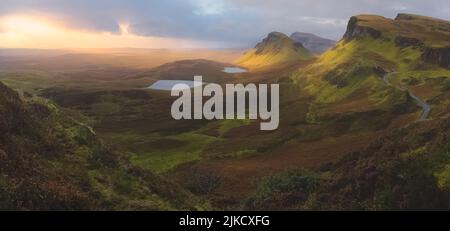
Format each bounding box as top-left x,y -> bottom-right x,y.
0,1 -> 449,47
0,14 -> 224,49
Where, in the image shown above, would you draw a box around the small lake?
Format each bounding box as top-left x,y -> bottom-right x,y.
223,67 -> 248,74
148,80 -> 203,91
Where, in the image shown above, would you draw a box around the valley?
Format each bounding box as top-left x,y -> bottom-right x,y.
0,13 -> 449,211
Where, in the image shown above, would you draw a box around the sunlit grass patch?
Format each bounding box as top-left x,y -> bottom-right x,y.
130,132 -> 219,174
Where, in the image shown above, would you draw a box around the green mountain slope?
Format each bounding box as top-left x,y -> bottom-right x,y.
243,13 -> 450,211
293,14 -> 450,119
236,32 -> 313,70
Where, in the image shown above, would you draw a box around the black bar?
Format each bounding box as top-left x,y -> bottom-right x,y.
1,211 -> 448,230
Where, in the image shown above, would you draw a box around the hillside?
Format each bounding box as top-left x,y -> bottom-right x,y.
293,14 -> 450,120
1,12 -> 449,211
0,81 -> 206,210
241,13 -> 450,210
244,116 -> 450,210
290,32 -> 336,54
236,32 -> 313,70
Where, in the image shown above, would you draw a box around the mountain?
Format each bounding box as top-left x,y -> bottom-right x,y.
343,14 -> 450,69
1,12 -> 449,211
290,32 -> 336,54
293,14 -> 450,117
0,81 -> 205,210
242,13 -> 450,210
236,32 -> 313,70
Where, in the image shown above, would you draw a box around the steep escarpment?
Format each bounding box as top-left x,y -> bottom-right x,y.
422,47 -> 450,69
395,14 -> 450,69
236,32 -> 313,70
343,15 -> 383,41
342,14 -> 450,69
293,13 -> 450,120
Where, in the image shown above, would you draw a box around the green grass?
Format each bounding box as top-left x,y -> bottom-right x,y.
293,35 -> 435,111
244,169 -> 320,209
130,132 -> 219,174
218,119 -> 252,136
87,169 -> 175,210
393,69 -> 450,84
436,164 -> 450,190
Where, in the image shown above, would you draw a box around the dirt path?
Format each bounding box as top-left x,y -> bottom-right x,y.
383,73 -> 431,120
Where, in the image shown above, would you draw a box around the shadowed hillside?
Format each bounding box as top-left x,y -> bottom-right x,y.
290,32 -> 336,54
0,81 -> 207,210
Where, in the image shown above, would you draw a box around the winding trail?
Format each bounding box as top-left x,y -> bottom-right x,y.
383,73 -> 431,120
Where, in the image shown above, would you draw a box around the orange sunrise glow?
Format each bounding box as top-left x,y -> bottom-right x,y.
0,14 -> 216,49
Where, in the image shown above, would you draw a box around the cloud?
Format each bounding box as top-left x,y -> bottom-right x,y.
0,14 -> 227,49
193,0 -> 226,15
298,16 -> 348,27
0,0 -> 449,47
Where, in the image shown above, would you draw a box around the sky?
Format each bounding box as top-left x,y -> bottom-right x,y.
0,0 -> 449,49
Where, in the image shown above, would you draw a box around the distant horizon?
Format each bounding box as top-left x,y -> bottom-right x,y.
0,47 -> 249,52
1,0 -> 449,49
1,12 -> 449,50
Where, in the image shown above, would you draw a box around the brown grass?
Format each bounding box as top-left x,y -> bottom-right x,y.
172,133 -> 378,203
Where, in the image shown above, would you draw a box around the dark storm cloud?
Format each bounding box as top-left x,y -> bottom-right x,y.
0,0 -> 449,47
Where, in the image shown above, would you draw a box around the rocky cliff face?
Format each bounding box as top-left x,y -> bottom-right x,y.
394,36 -> 424,48
423,47 -> 450,69
341,14 -> 450,70
343,16 -> 382,41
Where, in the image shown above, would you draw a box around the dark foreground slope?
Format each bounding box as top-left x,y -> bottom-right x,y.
0,81 -> 206,210
244,117 -> 450,210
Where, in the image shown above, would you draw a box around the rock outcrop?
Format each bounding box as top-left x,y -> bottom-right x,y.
343,16 -> 382,41
422,47 -> 450,69
395,36 -> 424,48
